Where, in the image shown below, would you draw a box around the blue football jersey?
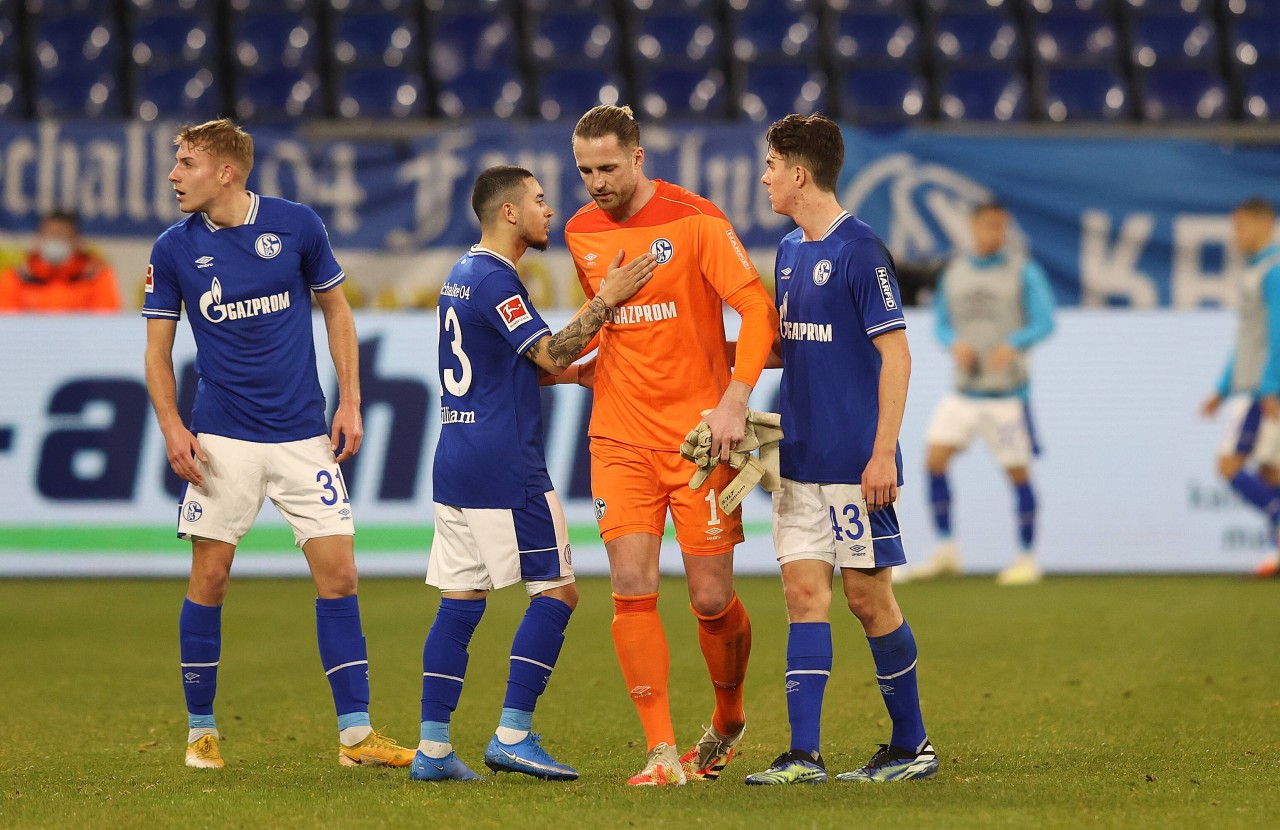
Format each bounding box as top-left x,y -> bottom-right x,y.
775,211 -> 906,484
432,246 -> 553,509
141,193 -> 343,443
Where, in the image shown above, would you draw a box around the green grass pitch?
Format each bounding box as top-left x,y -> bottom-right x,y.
1,575 -> 1277,828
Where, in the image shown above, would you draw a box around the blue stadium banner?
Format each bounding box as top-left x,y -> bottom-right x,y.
1,120 -> 1279,307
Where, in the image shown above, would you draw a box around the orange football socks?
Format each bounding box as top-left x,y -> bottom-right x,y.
611,592 -> 675,750
694,592 -> 751,736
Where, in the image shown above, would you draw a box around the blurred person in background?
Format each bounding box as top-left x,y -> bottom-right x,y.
909,201 -> 1055,586
1202,197 -> 1280,579
0,210 -> 120,312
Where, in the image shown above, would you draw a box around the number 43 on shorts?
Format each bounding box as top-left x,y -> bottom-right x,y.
829,498 -> 874,564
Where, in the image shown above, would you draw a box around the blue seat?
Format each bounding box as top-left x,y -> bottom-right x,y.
1224,0 -> 1280,17
126,0 -> 219,15
1231,17 -> 1280,69
536,67 -> 624,120
231,14 -> 319,71
0,13 -> 17,68
227,0 -> 317,12
839,67 -> 927,123
129,13 -> 218,70
938,68 -> 1028,120
635,66 -> 727,119
1023,0 -> 1115,14
133,66 -> 220,121
1243,68 -> 1280,120
331,0 -> 417,12
524,0 -> 613,10
34,14 -> 120,74
927,0 -> 1015,12
737,63 -> 828,122
1139,67 -> 1227,120
934,14 -> 1023,66
833,13 -> 920,67
622,0 -> 717,10
828,0 -> 916,12
1038,66 -> 1128,120
436,67 -> 525,118
731,2 -> 821,63
529,11 -> 620,66
426,0 -> 515,12
1032,13 -> 1119,66
331,13 -> 420,69
1131,14 -> 1217,69
35,68 -> 121,117
337,67 -> 427,118
233,67 -> 323,121
429,14 -> 520,85
632,13 -> 721,68
1120,0 -> 1210,16
0,66 -> 25,118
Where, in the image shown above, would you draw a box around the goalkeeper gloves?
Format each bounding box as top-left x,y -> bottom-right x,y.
678,410 -> 784,513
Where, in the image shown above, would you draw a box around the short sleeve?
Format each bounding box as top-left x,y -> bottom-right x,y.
472,268 -> 551,355
299,205 -> 345,293
141,234 -> 182,319
845,238 -> 906,338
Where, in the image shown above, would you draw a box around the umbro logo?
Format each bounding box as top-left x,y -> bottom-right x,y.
585,252 -> 598,263
195,256 -> 214,268
780,267 -> 792,280
183,672 -> 200,683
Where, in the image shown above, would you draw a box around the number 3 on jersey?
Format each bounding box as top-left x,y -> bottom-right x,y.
440,305 -> 473,396
829,503 -> 864,542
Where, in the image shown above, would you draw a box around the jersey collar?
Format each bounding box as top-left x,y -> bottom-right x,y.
1250,243 -> 1280,266
969,250 -> 1009,268
202,192 -> 260,232
470,244 -> 517,272
806,210 -> 851,242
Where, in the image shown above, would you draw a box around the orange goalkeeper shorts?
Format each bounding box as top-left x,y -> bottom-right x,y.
589,436 -> 743,555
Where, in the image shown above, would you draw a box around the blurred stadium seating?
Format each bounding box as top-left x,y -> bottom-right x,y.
0,0 -> 1274,122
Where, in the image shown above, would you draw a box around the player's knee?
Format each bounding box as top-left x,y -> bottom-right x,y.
188,568 -> 230,605
925,446 -> 950,475
844,589 -> 897,632
540,582 -> 578,610
688,584 -> 733,618
783,579 -> 829,621
1218,455 -> 1244,479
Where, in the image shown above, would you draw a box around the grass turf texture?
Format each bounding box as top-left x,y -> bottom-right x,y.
0,575 -> 1276,828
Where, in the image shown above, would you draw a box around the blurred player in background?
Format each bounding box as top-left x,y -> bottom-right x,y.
1202,197 -> 1280,578
143,118 -> 412,770
910,201 -> 1055,586
745,114 -> 935,786
0,209 -> 120,312
413,166 -> 654,782
564,105 -> 779,786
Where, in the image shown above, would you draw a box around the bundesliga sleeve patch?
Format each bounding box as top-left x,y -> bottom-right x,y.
496,295 -> 533,331
875,266 -> 897,310
145,264 -> 154,293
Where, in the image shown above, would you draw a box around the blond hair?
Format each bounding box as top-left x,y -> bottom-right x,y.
175,118 -> 254,179
572,105 -> 640,148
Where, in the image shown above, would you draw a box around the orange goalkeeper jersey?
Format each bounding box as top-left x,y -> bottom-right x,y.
565,179 -> 777,450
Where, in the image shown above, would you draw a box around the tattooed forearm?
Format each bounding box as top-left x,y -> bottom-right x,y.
528,296 -> 609,370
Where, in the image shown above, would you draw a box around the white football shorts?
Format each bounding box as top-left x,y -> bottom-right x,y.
924,393 -> 1038,468
177,433 -> 355,548
1218,395 -> 1280,465
428,490 -> 575,596
772,478 -> 906,570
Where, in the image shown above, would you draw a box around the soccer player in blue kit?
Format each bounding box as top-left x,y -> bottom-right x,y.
143,119 -> 413,770
411,166 -> 656,782
744,115 -> 936,785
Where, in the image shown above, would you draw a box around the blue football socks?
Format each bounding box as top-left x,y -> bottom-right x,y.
179,598 -> 221,731
420,597 -> 487,745
316,595 -> 372,737
868,621 -> 927,751
1015,480 -> 1037,551
785,622 -> 832,756
929,473 -> 952,538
